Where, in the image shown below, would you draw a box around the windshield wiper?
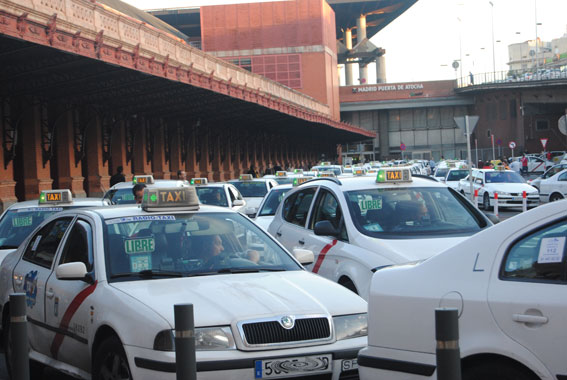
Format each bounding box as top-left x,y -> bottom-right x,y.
110,270 -> 184,279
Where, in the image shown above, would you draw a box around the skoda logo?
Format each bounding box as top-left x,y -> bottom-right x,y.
280,316 -> 295,329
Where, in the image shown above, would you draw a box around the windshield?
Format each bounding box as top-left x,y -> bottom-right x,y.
446,170 -> 469,181
434,168 -> 448,178
195,187 -> 228,207
231,181 -> 268,197
103,188 -> 135,204
312,166 -> 342,176
104,212 -> 301,281
345,187 -> 486,238
485,171 -> 525,183
0,207 -> 63,248
274,177 -> 294,185
258,188 -> 290,216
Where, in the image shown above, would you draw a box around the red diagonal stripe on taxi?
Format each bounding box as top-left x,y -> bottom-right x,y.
50,281 -> 97,359
312,240 -> 337,274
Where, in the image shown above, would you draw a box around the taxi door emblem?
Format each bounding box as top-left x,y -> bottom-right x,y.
280,316 -> 295,329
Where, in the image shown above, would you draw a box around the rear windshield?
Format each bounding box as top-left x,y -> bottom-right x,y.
231,182 -> 268,197
104,188 -> 135,204
195,187 -> 229,207
345,187 -> 486,239
446,170 -> 469,181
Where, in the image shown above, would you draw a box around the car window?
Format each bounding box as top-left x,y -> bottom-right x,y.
195,187 -> 229,207
258,188 -> 289,217
558,172 -> 567,181
104,212 -> 301,280
104,188 -> 136,204
501,219 -> 567,283
59,220 -> 94,272
447,170 -> 469,181
310,189 -> 347,241
283,187 -> 317,227
231,181 -> 268,197
0,207 -> 63,249
485,171 -> 525,183
23,218 -> 73,268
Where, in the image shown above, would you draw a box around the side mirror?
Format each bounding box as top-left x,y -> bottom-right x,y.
56,262 -> 90,282
485,213 -> 501,224
233,199 -> 245,207
292,248 -> 314,266
314,220 -> 339,237
245,207 -> 258,218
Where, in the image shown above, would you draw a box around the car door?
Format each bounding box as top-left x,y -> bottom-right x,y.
529,157 -> 546,173
45,218 -> 96,371
273,187 -> 318,252
12,217 -> 73,357
488,218 -> 567,378
303,188 -> 351,283
557,172 -> 567,197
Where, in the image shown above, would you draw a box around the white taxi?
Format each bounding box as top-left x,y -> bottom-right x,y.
359,200 -> 567,380
268,167 -> 493,300
443,168 -> 470,191
528,163 -> 567,191
262,171 -> 300,186
538,169 -> 567,203
102,175 -> 189,204
0,190 -> 107,264
0,187 -> 367,380
310,162 -> 343,177
228,175 -> 278,217
458,168 -> 539,210
189,178 -> 247,212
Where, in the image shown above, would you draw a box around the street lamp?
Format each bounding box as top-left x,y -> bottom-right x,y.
489,1 -> 496,80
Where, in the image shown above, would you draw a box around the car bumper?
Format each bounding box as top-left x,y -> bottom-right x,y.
126,337 -> 365,380
358,346 -> 436,380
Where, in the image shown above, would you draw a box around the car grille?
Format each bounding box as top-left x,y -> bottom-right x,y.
241,317 -> 331,346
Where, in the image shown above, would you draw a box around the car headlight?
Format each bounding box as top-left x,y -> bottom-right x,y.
497,191 -> 510,196
154,326 -> 236,351
333,313 -> 367,340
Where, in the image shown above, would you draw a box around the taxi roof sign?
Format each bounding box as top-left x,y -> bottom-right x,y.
275,171 -> 287,177
353,168 -> 366,176
317,171 -> 336,178
293,169 -> 304,174
142,187 -> 199,212
376,168 -> 412,183
190,178 -> 208,185
39,189 -> 73,204
133,175 -> 155,185
320,161 -> 331,166
239,174 -> 253,181
293,176 -> 314,186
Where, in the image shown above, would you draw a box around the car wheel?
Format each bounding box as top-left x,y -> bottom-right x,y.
483,193 -> 492,211
93,336 -> 132,380
339,278 -> 358,295
550,193 -> 564,202
463,361 -> 538,380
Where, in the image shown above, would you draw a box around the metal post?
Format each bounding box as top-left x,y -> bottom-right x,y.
174,304 -> 196,380
465,116 -> 474,201
522,191 -> 527,212
474,189 -> 479,208
10,293 -> 30,380
494,192 -> 499,217
435,308 -> 461,380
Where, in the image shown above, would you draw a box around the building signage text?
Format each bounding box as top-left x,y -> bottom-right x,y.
352,84 -> 425,93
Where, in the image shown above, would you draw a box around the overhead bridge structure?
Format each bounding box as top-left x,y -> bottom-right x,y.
0,0 -> 374,208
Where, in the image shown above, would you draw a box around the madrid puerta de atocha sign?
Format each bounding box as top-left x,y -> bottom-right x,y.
352,83 -> 425,93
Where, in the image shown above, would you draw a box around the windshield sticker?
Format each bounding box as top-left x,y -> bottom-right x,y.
130,255 -> 151,272
537,237 -> 566,264
17,207 -> 63,213
125,237 -> 155,254
106,215 -> 176,225
359,198 -> 382,211
12,216 -> 33,227
185,221 -> 199,231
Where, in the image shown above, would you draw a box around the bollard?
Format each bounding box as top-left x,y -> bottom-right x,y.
174,304 -> 196,380
435,308 -> 461,380
494,192 -> 499,217
473,189 -> 478,208
522,191 -> 527,212
10,293 -> 29,380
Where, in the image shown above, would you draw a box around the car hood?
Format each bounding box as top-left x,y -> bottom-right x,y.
485,183 -> 537,193
110,270 -> 366,327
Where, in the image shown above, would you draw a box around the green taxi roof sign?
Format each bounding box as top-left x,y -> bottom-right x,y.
275,171 -> 287,177
317,171 -> 335,178
190,178 -> 208,185
39,189 -> 73,205
293,169 -> 304,174
353,168 -> 366,176
239,174 -> 253,181
376,168 -> 412,183
133,175 -> 155,185
142,187 -> 199,212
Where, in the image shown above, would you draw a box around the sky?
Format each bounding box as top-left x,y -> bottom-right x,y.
124,0 -> 567,84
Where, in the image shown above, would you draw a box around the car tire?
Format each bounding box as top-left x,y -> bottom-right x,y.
483,193 -> 492,211
549,193 -> 564,202
339,278 -> 358,295
463,361 -> 538,380
92,336 -> 132,380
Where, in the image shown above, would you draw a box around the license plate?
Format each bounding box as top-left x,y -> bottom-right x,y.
341,358 -> 358,371
254,354 -> 332,378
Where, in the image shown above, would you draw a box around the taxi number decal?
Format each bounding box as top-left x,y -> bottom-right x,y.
130,255 -> 151,272
17,207 -> 63,212
106,215 -> 176,225
12,216 -> 33,227
358,198 -> 382,211
46,193 -> 61,201
387,170 -> 403,181
125,238 -> 155,254
538,237 -> 566,264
